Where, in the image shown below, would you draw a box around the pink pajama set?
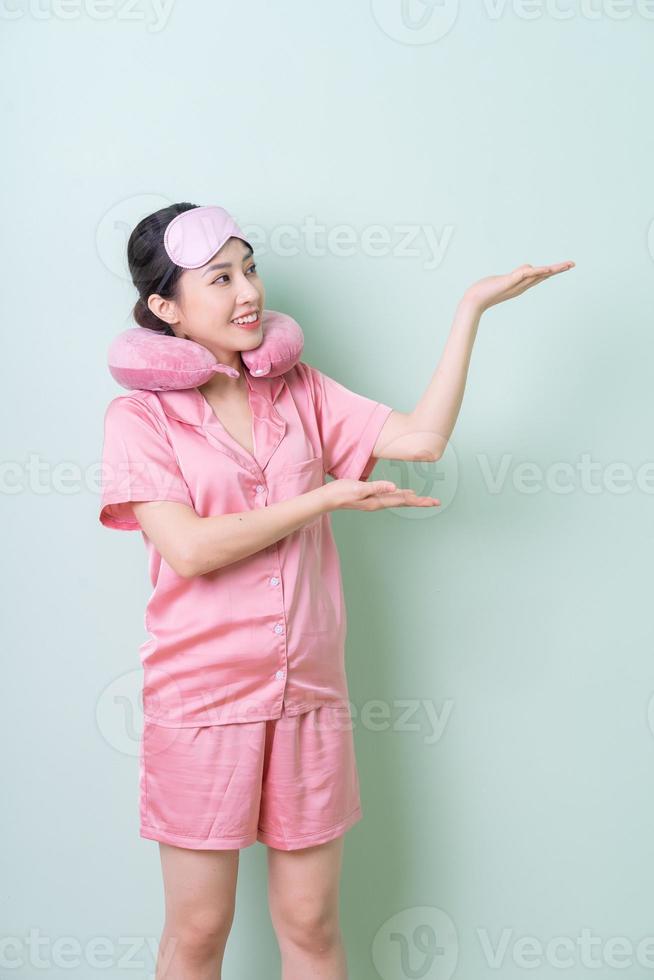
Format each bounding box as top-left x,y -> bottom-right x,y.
99,359 -> 394,851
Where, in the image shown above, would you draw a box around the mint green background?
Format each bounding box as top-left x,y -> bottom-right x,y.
3,1 -> 653,978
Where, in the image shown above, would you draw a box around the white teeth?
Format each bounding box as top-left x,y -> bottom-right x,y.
232,313 -> 258,325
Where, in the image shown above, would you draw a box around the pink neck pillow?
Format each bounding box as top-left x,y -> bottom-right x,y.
107,309 -> 304,391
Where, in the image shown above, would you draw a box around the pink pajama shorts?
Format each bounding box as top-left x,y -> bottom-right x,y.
138,703 -> 363,851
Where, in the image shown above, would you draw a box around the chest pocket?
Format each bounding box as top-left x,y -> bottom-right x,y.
278,455 -> 325,531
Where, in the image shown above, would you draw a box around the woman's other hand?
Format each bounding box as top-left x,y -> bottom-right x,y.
323,479 -> 440,513
464,260 -> 575,314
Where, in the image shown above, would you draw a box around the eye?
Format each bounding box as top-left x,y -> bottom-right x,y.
212,262 -> 257,285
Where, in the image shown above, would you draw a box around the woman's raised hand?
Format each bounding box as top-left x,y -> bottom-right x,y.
323,479 -> 440,513
464,260 -> 575,313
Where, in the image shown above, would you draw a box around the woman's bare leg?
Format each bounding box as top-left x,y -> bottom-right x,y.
267,835 -> 348,980
154,842 -> 240,980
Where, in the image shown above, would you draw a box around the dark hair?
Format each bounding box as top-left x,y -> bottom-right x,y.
127,202 -> 198,335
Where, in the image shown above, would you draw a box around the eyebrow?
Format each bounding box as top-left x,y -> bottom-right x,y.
202,246 -> 254,276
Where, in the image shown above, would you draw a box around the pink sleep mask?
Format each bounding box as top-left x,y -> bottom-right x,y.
107,309 -> 304,391
164,204 -> 251,269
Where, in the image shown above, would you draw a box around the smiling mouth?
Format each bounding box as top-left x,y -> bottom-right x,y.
230,313 -> 261,329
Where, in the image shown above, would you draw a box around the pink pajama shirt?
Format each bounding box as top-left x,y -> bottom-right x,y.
100,359 -> 393,849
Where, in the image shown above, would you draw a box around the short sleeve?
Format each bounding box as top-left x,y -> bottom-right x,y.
99,394 -> 194,531
303,363 -> 394,481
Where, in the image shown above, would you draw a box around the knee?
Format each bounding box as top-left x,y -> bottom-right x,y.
166,906 -> 235,959
273,900 -> 341,953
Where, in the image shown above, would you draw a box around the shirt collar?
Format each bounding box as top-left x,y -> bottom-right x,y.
155,370 -> 286,426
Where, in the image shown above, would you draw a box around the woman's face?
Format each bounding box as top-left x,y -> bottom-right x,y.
152,236 -> 265,362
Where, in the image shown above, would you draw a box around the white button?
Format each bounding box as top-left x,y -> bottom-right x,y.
274,623 -> 284,634
275,670 -> 284,680
255,484 -> 265,493
270,577 -> 279,586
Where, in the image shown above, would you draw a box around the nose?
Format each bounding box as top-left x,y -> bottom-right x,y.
237,290 -> 259,310
237,276 -> 260,303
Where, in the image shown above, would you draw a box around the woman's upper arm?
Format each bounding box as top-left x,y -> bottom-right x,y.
131,500 -> 201,578
300,361 -> 395,481
99,393 -> 194,530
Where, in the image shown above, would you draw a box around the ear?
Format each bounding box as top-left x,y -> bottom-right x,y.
147,293 -> 178,328
108,309 -> 305,391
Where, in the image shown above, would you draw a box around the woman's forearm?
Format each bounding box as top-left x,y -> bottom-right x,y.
187,485 -> 330,577
409,295 -> 482,460
405,261 -> 574,460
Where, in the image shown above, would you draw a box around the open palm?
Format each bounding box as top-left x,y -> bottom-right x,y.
466,261 -> 575,313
